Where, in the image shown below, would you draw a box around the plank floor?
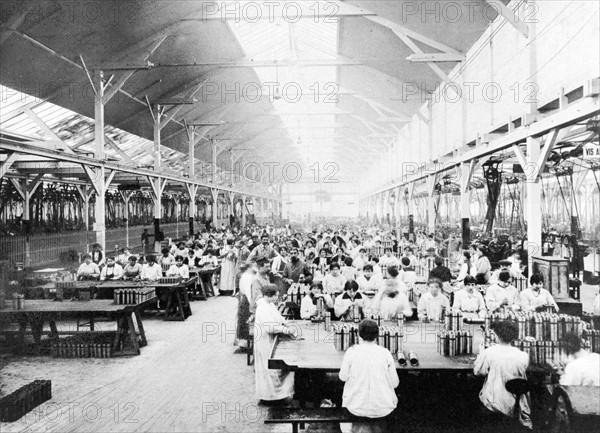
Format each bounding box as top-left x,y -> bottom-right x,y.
0,296 -> 280,433
1,284 -> 598,433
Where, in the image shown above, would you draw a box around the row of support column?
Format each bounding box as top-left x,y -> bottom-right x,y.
359,160 -> 477,248
83,71 -> 281,254
361,131 -> 554,264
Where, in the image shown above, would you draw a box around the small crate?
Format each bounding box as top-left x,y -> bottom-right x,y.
0,380 -> 52,422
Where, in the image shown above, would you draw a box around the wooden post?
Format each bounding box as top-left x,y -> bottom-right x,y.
461,161 -> 475,250
526,136 -> 542,272
407,184 -> 415,239
152,107 -> 163,253
427,175 -> 437,234
228,191 -> 235,226
210,188 -> 218,229
119,191 -> 132,247
241,195 -> 247,227
94,71 -> 106,253
187,126 -> 197,236
187,184 -> 198,237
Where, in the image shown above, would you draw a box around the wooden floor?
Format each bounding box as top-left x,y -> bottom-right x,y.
0,296 -> 279,433
1,284 -> 598,433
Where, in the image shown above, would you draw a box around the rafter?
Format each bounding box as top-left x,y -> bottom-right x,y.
332,1 -> 460,54
485,0 -> 529,38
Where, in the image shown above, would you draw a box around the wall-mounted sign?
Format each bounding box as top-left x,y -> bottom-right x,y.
583,143 -> 600,159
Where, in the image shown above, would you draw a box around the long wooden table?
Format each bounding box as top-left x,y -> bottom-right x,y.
38,279 -> 194,321
97,279 -> 194,321
269,320 -> 483,372
0,298 -> 155,356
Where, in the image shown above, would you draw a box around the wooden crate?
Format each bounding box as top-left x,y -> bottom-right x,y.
0,380 -> 51,422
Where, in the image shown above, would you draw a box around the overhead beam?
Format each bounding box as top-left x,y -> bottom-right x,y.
393,31 -> 450,82
154,59 -> 362,68
0,140 -> 277,200
362,95 -> 600,198
330,1 -> 460,53
407,53 -> 466,63
485,0 -> 529,38
105,136 -> 136,165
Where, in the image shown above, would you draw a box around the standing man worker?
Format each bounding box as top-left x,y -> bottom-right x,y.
141,228 -> 151,256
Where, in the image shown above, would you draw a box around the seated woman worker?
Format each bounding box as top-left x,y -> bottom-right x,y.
334,280 -> 364,322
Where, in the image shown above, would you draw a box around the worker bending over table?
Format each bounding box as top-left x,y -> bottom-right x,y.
485,271 -> 520,312
339,319 -> 399,433
519,273 -> 559,312
474,321 -> 532,430
123,256 -> 141,280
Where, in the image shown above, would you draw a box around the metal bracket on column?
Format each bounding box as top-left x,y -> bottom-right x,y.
9,174 -> 44,200
81,166 -> 102,195
81,166 -> 115,195
186,183 -> 198,199
75,185 -> 93,201
513,128 -> 560,182
9,178 -> 25,200
461,160 -> 476,193
119,190 -> 133,204
210,188 -> 219,203
148,176 -> 167,201
27,173 -> 45,196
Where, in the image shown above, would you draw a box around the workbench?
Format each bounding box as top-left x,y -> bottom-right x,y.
153,279 -> 194,321
0,298 -> 155,356
38,279 -> 195,321
268,320 -> 483,372
189,266 -> 220,298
